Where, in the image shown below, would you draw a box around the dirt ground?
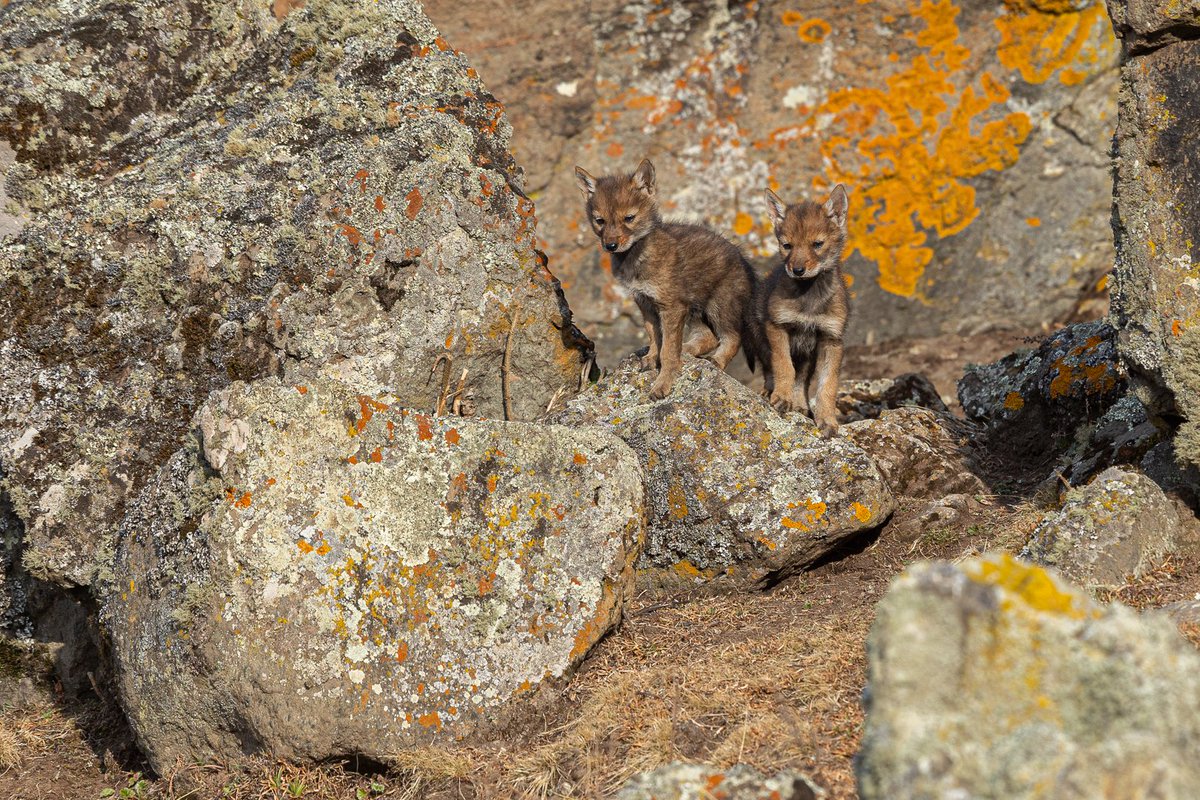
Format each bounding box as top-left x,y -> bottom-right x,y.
4,325 -> 1199,800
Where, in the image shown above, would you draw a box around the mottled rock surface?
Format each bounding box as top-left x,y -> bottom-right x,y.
427,0 -> 1117,362
858,553 -> 1200,799
842,407 -> 984,500
0,0 -> 592,591
1022,467 -> 1180,591
617,762 -> 824,800
837,373 -> 949,423
105,376 -> 643,772
958,321 -> 1126,470
1108,0 -> 1200,469
552,356 -> 894,585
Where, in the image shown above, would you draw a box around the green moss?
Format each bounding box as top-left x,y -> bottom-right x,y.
1173,327 -> 1200,468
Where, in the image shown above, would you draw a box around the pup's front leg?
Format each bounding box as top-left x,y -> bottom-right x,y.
635,294 -> 661,372
649,304 -> 687,399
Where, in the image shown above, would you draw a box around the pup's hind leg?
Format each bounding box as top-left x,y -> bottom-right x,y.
701,301 -> 745,370
683,325 -> 719,357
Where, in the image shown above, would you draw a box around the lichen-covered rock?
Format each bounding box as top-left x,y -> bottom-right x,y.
0,0 -> 278,170
427,0 -> 1117,363
617,762 -> 824,800
1021,467 -> 1181,592
958,321 -> 1126,465
1108,0 -> 1200,470
0,0 -> 592,590
551,356 -> 894,585
858,553 -> 1200,799
837,373 -> 949,423
104,376 -> 643,772
842,407 -> 984,500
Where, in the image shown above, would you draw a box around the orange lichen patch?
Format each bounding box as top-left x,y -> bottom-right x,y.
1025,216 -> 1041,227
416,414 -> 434,441
295,385 -> 308,394
369,448 -> 383,463
851,502 -> 873,523
781,499 -> 827,531
782,12 -> 833,43
843,273 -> 855,287
374,195 -> 386,212
573,452 -> 588,465
487,474 -> 499,493
297,540 -> 315,554
405,187 -> 424,220
233,491 -> 253,509
667,482 -> 689,520
967,553 -> 1099,619
1173,319 -> 1184,336
1096,274 -> 1109,291
705,773 -> 726,791
996,1 -> 1112,85
606,141 -> 625,158
352,168 -> 370,193
569,582 -> 617,661
417,711 -> 442,729
478,573 -> 496,595
355,395 -> 390,433
316,542 -> 331,556
1004,391 -> 1026,410
757,535 -> 779,551
338,224 -> 363,246
733,212 -> 755,236
445,428 -> 461,445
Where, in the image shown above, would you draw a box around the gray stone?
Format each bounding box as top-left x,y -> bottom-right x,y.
842,407 -> 985,500
1021,467 -> 1181,592
551,356 -> 894,585
104,375 -> 644,772
0,0 -> 593,591
617,762 -> 824,800
858,553 -> 1200,800
837,373 -> 949,423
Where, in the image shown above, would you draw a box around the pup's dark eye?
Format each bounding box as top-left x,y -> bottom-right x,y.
624,214 -> 635,222
594,217 -> 605,226
781,242 -> 792,251
812,240 -> 825,248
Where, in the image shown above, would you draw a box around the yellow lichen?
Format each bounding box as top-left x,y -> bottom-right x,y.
967,553 -> 1097,619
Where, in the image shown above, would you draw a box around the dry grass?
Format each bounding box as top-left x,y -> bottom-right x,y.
0,703 -> 76,773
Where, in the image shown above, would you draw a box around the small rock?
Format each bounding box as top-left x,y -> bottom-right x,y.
842,407 -> 985,500
1021,467 -> 1181,593
859,553 -> 1200,799
552,356 -> 895,586
837,373 -> 949,422
617,762 -> 824,800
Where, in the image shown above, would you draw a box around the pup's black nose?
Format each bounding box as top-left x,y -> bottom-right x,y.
604,242 -> 618,252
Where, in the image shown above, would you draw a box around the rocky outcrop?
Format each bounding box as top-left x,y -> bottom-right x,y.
858,553 -> 1200,799
1022,467 -> 1181,592
552,356 -> 894,585
617,762 -> 824,800
958,321 -> 1129,477
1108,0 -> 1200,470
426,0 -> 1118,363
0,0 -> 592,593
105,376 -> 643,772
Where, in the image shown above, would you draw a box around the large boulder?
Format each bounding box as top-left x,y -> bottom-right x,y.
104,376 -> 644,772
0,0 -> 593,593
1021,467 -> 1181,592
551,356 -> 895,585
426,0 -> 1118,362
858,553 -> 1200,799
958,321 -> 1129,477
1107,0 -> 1200,469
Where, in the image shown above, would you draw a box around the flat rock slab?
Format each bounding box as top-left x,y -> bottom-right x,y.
105,377 -> 644,772
1022,467 -> 1181,592
552,356 -> 894,585
859,553 -> 1200,799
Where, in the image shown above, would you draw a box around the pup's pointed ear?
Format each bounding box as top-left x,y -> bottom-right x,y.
574,166 -> 597,197
764,189 -> 787,228
632,159 -> 656,195
824,184 -> 849,230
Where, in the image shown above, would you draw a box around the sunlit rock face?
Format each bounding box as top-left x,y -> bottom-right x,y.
427,0 -> 1118,362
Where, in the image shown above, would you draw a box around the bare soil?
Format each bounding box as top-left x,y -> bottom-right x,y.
4,326 -> 1198,800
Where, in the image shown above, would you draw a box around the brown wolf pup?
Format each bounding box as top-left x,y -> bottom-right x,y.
759,184 -> 851,437
574,158 -> 758,399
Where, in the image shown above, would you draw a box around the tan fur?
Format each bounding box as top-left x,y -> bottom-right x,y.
575,159 -> 758,399
758,184 -> 851,437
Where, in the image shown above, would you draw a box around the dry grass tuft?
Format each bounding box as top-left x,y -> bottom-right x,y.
0,703 -> 76,773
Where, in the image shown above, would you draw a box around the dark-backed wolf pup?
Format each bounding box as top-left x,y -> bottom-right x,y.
574,158 -> 758,399
759,184 -> 850,437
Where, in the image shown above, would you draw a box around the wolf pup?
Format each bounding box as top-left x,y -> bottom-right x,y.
759,184 -> 850,437
574,158 -> 758,399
